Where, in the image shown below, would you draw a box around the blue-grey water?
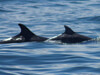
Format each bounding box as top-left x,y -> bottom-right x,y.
0,0 -> 100,75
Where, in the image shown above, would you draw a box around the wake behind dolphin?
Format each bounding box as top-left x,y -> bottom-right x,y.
0,24 -> 48,44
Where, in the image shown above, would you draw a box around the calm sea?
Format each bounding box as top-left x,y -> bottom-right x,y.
0,0 -> 100,75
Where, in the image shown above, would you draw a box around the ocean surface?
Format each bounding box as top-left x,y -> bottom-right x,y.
0,0 -> 100,75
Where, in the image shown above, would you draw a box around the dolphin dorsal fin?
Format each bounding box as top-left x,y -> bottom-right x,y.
18,23 -> 36,40
18,23 -> 35,35
64,25 -> 75,35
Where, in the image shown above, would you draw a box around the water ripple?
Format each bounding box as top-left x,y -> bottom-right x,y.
0,0 -> 100,75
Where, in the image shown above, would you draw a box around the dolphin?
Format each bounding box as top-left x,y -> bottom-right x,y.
49,25 -> 92,43
0,24 -> 48,44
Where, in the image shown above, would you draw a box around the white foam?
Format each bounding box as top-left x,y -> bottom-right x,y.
3,37 -> 12,41
48,34 -> 61,40
16,38 -> 22,40
45,34 -> 62,44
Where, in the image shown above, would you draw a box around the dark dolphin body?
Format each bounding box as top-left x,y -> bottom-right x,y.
0,24 -> 92,44
0,24 -> 48,44
50,25 -> 92,43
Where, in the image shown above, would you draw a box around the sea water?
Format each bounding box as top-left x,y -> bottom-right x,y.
0,0 -> 100,75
